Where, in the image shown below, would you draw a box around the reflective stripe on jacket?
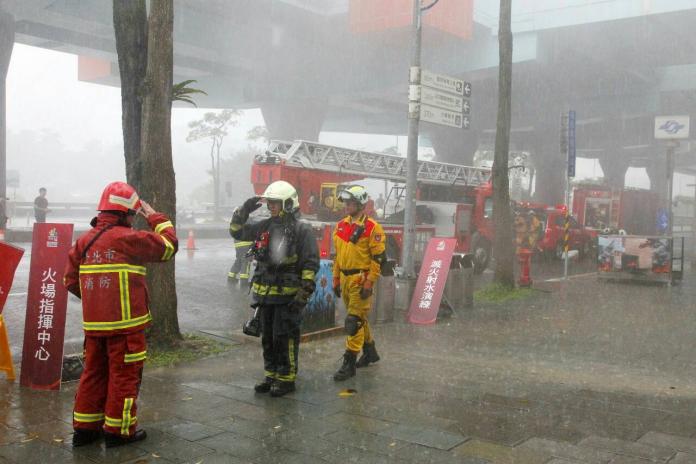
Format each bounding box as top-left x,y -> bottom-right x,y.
63,212 -> 178,335
230,209 -> 318,304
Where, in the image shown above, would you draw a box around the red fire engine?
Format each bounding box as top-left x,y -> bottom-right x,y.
572,185 -> 659,235
251,140 -> 495,273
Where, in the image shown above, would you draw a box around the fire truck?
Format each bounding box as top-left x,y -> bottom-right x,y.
514,202 -> 595,259
572,185 -> 659,235
251,140 -> 495,273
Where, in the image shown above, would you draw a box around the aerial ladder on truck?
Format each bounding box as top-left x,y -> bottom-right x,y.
265,139 -> 492,187
254,140 -> 495,273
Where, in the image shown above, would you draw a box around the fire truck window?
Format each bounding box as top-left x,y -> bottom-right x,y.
484,198 -> 493,219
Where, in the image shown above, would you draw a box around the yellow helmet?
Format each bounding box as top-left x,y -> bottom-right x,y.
262,180 -> 299,212
339,185 -> 369,206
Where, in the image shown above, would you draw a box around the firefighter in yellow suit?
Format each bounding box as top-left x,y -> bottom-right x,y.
332,186 -> 386,381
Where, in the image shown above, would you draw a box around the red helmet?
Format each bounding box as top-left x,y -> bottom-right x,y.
97,182 -> 141,213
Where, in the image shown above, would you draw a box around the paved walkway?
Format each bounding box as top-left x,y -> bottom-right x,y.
1,274 -> 696,463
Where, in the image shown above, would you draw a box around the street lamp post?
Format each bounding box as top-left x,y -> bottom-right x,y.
402,0 -> 425,279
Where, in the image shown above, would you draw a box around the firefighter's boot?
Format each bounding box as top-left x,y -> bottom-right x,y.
356,342 -> 380,368
104,429 -> 147,448
270,380 -> 295,397
254,376 -> 274,393
72,429 -> 101,447
333,351 -> 357,381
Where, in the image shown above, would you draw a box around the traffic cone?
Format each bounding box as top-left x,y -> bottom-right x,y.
185,230 -> 197,250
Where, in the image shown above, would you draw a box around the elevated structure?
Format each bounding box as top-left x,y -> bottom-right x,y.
2,1 -> 696,204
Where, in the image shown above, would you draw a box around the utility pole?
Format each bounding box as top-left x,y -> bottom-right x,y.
402,0 -> 423,279
666,140 -> 677,237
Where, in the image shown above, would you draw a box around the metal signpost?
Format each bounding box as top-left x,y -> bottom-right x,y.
561,110 -> 576,280
404,0 -> 471,282
654,115 -> 690,237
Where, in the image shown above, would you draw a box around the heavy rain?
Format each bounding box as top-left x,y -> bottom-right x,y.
0,0 -> 695,462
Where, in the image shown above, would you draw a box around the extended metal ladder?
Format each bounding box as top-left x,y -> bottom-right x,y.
266,140 -> 491,187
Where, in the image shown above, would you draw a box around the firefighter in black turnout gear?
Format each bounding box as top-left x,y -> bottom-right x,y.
230,181 -> 319,397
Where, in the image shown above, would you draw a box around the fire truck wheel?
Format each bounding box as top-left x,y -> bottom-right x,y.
471,234 -> 491,274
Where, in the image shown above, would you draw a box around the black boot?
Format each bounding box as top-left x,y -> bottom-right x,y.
356,342 -> 380,368
333,351 -> 357,381
104,429 -> 147,448
254,376 -> 274,393
72,429 -> 101,447
270,380 -> 295,397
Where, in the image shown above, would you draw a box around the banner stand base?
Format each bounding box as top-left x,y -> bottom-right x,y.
0,315 -> 16,381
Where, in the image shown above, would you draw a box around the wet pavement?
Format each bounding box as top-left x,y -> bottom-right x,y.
3,239 -> 245,359
1,267 -> 696,463
2,238 -> 595,360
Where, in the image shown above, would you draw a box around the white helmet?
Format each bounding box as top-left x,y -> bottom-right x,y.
262,180 -> 299,212
339,185 -> 369,206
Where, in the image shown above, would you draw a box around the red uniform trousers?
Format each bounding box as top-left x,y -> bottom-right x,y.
72,332 -> 146,436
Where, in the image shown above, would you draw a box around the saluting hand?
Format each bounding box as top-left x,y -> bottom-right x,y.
139,200 -> 156,219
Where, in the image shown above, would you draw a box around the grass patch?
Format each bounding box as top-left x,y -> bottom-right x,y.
146,333 -> 232,368
474,283 -> 536,304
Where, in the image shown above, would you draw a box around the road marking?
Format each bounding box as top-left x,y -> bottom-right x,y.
544,272 -> 597,282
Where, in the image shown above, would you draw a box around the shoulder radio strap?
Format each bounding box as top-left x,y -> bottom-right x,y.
81,224 -> 116,261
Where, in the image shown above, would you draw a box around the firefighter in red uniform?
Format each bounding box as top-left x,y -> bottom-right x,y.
64,182 -> 178,448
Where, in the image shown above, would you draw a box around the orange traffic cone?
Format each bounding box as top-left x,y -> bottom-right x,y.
185,230 -> 197,250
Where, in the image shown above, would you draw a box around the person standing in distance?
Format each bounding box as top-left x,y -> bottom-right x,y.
34,187 -> 49,223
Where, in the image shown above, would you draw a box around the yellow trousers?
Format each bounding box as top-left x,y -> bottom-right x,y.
340,273 -> 373,353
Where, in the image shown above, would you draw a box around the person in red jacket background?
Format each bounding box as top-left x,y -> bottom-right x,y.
64,181 -> 178,448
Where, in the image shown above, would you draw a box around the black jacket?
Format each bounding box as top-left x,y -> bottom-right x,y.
230,208 -> 319,304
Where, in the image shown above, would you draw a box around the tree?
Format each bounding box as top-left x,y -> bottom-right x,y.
114,0 -> 181,345
381,145 -> 399,156
113,0 -> 147,191
246,125 -> 269,145
172,79 -> 207,107
491,0 -> 515,287
186,109 -> 241,220
139,0 -> 179,345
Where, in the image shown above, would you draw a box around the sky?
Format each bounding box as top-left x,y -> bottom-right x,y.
5,42 -> 669,208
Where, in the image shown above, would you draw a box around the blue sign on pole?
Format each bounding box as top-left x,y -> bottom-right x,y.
568,110 -> 576,178
656,208 -> 669,234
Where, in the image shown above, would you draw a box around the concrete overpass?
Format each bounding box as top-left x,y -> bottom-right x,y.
3,0 -> 696,205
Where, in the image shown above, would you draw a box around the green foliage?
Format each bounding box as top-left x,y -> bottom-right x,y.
381,145 -> 399,156
186,109 -> 241,143
172,79 -> 207,107
146,333 -> 231,368
247,125 -> 269,144
475,283 -> 535,303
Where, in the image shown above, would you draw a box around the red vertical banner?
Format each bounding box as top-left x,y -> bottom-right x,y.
408,238 -> 457,325
0,242 -> 25,314
20,223 -> 74,390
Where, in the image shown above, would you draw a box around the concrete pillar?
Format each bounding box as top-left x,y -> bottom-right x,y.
261,98 -> 327,141
598,153 -> 630,189
0,7 -> 14,213
427,125 -> 478,166
530,121 -> 565,204
645,157 -> 667,203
